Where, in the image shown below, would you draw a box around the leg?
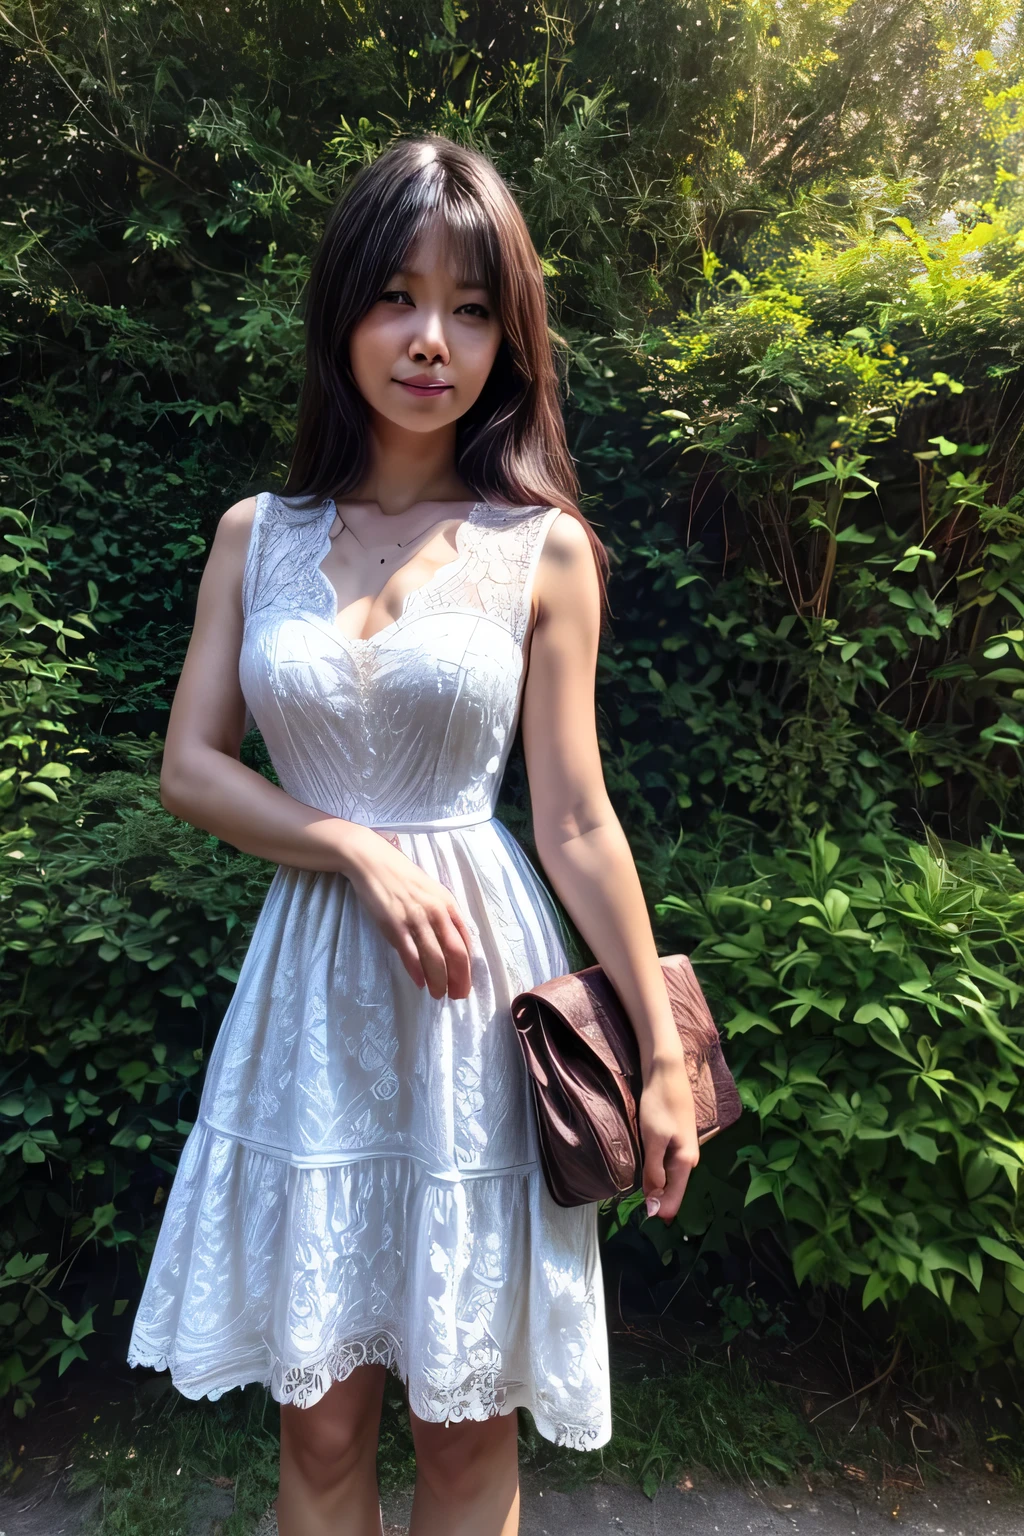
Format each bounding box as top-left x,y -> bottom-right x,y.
276,1363 -> 388,1536
407,1404 -> 520,1536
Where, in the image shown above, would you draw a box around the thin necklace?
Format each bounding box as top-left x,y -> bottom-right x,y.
332,504 -> 473,565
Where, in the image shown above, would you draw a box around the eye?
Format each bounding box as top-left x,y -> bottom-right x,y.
376,290 -> 491,317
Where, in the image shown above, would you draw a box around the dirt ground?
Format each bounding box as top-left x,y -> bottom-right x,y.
1,1460 -> 1023,1536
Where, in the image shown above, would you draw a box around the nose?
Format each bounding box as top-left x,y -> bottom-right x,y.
407,306 -> 450,367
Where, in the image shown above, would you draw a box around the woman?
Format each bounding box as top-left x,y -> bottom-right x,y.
127,134 -> 698,1536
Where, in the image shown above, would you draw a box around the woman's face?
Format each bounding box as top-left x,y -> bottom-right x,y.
347,221 -> 503,433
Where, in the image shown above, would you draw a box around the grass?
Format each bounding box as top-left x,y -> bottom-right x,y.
517,1353 -> 904,1498
66,1369 -> 417,1536
67,1385 -> 282,1536
603,1359 -> 834,1494
58,1351 -> 965,1534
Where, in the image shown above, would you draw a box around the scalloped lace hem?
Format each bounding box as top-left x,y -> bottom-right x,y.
126,1330 -> 609,1453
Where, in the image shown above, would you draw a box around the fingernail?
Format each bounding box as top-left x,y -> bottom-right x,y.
645,1195 -> 661,1218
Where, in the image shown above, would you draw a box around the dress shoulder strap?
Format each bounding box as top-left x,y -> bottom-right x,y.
417,502 -> 564,649
240,490 -> 332,738
242,490 -> 333,624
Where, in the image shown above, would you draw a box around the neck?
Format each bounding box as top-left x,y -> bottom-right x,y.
353,413 -> 472,517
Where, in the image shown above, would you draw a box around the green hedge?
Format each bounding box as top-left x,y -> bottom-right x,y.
651,826 -> 1024,1368
1,0 -> 1023,1415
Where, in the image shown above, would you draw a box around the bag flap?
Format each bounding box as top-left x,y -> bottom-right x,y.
511,967 -> 638,1083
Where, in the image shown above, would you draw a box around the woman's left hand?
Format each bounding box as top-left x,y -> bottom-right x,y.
638,1050 -> 700,1222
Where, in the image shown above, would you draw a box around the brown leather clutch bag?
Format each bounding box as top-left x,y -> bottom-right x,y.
510,954 -> 742,1208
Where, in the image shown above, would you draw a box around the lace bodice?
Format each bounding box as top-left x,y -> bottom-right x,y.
239,492 -> 562,829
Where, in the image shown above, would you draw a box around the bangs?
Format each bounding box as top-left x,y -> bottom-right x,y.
401,172 -> 502,298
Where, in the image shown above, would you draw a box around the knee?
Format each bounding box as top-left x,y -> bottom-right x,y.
281,1413 -> 371,1491
413,1411 -> 518,1501
280,1379 -> 382,1492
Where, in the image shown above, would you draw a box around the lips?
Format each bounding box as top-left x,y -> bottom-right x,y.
394,378 -> 453,397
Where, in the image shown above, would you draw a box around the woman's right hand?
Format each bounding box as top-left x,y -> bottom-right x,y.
340,825 -> 476,999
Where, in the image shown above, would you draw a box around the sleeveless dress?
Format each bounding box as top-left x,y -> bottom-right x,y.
126,491 -> 614,1452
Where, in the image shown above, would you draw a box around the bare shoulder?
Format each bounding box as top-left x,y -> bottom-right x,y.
533,510 -> 601,631
200,496 -> 261,596
537,509 -> 592,567
215,494 -> 259,551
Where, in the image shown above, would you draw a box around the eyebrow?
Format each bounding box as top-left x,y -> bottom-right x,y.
394,267 -> 488,289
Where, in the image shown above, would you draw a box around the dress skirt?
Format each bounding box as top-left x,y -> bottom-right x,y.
127,817 -> 614,1451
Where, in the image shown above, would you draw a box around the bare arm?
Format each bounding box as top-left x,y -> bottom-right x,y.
159,496 -> 474,999
520,512 -> 698,1220
160,497 -> 366,870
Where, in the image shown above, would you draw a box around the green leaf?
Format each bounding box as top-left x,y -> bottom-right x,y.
823,889 -> 851,928
32,761 -> 71,780
978,1236 -> 1024,1272
722,1007 -> 781,1036
4,1252 -> 47,1280
834,527 -> 875,544
793,469 -> 836,490
744,1174 -> 775,1206
903,1132 -> 940,1164
21,781 -> 59,802
792,1238 -> 825,1285
862,1272 -> 889,1309
58,1342 -> 87,1377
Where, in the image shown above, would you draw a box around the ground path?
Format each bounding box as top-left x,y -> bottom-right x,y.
2,1462 -> 1021,1535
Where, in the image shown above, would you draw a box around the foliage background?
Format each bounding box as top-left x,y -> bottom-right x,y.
2,0 -> 1024,1419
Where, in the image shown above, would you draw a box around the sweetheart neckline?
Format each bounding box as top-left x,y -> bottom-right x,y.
301,603 -> 523,654
312,498 -> 484,645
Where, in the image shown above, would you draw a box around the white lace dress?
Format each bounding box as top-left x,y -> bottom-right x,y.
126,492 -> 613,1451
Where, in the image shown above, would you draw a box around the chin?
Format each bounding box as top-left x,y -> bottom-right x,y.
392,404 -> 462,429
396,413 -> 458,433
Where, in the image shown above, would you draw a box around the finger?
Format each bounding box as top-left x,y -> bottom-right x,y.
394,930 -> 426,990
408,908 -> 450,999
657,1148 -> 696,1222
447,904 -> 477,965
435,909 -> 473,999
641,1139 -> 668,1217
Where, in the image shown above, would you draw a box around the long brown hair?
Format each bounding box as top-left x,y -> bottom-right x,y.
281,133 -> 611,624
